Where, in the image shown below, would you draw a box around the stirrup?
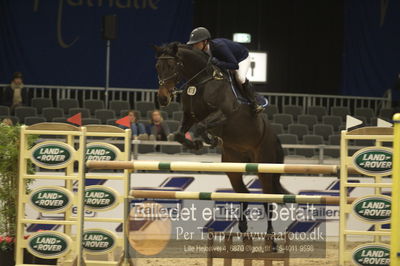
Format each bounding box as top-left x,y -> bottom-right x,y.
253,104 -> 265,114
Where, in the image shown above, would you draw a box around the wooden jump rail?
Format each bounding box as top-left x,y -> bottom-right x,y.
130,190 -> 356,205
87,160 -> 358,175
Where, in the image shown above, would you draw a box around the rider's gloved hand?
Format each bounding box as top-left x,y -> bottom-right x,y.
211,57 -> 219,65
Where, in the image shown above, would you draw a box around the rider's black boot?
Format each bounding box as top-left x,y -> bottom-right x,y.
242,80 -> 264,114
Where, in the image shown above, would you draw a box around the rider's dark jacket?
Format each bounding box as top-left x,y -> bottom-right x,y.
209,38 -> 249,70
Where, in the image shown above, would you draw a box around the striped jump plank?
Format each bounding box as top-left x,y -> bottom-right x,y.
130,190 -> 356,205
87,160 -> 342,175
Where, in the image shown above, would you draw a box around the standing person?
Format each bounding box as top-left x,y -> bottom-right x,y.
146,110 -> 170,141
3,72 -> 28,112
119,110 -> 147,139
187,27 -> 264,113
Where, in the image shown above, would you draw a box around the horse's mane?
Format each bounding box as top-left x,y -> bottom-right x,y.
157,42 -> 209,62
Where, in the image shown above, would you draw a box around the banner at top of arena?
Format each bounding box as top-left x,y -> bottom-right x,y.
0,0 -> 192,88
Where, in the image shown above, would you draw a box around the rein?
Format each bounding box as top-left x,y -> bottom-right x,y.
157,49 -> 227,122
175,57 -> 212,93
157,55 -> 217,95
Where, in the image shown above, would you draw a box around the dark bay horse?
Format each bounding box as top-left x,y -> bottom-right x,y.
154,42 -> 289,239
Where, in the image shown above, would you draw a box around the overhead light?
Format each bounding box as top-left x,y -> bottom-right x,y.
233,33 -> 251,43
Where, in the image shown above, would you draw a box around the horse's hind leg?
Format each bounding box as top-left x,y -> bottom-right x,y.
257,173 -> 281,252
225,172 -> 249,232
222,149 -> 249,233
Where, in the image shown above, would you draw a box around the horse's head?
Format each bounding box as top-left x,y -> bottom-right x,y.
154,42 -> 183,107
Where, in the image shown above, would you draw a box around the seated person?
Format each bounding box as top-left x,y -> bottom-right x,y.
119,110 -> 146,139
3,72 -> 29,112
1,118 -> 13,126
146,110 -> 170,141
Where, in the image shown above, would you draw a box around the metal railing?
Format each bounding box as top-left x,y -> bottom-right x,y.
264,92 -> 391,114
0,84 -> 391,113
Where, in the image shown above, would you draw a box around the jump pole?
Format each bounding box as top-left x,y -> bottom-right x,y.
87,160 -> 343,175
130,190 -> 356,205
391,113 -> 400,266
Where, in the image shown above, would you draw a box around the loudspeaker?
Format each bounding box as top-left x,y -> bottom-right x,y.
102,15 -> 117,40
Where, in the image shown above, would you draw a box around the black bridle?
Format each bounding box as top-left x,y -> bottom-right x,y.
157,56 -> 183,87
157,55 -> 213,94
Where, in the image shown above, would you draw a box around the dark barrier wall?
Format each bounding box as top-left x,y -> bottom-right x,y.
194,0 -> 344,95
3,1 -> 398,97
342,0 -> 400,97
0,0 -> 192,88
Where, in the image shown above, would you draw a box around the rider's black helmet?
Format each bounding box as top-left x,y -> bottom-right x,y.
187,27 -> 211,45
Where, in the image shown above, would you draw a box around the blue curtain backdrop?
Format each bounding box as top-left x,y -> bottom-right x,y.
343,0 -> 400,97
0,0 -> 192,88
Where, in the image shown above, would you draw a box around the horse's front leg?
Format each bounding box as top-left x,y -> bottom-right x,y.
174,112 -> 199,149
199,132 -> 222,149
195,110 -> 226,147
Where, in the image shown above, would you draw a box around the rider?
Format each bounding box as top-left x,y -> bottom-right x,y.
187,27 -> 264,113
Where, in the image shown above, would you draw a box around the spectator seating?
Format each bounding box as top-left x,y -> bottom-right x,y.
283,105 -> 303,120
297,114 -> 318,131
270,123 -> 284,135
24,116 -> 46,125
379,108 -> 394,120
264,105 -> 279,119
52,117 -> 67,123
297,134 -> 324,157
313,124 -> 334,141
330,106 -> 350,119
82,118 -> 101,125
307,106 -> 327,121
42,107 -> 64,122
106,119 -> 117,126
0,105 -> 10,116
273,114 -> 293,130
14,96 -> 396,156
95,109 -> 115,124
31,98 -> 53,114
15,106 -> 37,123
325,134 -> 340,158
161,102 -> 181,118
58,99 -> 79,114
172,111 -> 183,121
83,100 -> 104,115
322,115 -> 342,132
136,101 -> 155,117
288,124 -> 308,141
69,108 -> 90,118
165,120 -> 180,133
355,108 -> 375,124
109,101 -> 131,116
278,133 -> 298,156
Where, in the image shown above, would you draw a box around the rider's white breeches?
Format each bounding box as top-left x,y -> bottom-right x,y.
235,55 -> 250,84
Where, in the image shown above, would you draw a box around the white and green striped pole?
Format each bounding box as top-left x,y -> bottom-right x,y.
87,160 -> 346,175
130,190 -> 355,205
